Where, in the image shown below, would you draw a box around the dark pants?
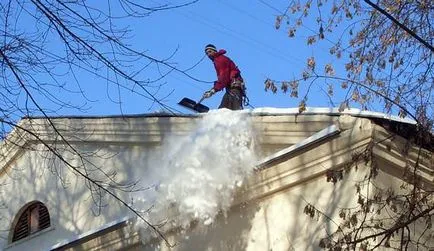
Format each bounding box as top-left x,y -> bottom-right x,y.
218,88 -> 243,110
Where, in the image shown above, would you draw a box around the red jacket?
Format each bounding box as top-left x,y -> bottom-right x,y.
211,49 -> 243,91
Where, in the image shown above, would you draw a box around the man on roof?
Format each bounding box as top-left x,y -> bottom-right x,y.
203,44 -> 246,110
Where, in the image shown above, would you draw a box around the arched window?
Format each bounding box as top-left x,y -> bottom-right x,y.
12,201 -> 51,242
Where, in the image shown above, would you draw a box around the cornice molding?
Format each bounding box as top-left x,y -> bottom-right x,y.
239,117 -> 375,203
0,114 -> 340,173
372,125 -> 433,190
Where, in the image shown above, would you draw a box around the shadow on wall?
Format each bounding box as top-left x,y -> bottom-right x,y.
0,115 -> 192,250
141,202 -> 260,251
178,203 -> 259,250
0,147 -> 100,251
14,115 -> 212,249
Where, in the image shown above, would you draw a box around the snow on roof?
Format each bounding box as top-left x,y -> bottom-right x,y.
245,107 -> 417,125
23,107 -> 417,126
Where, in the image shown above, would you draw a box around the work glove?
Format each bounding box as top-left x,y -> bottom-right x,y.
203,88 -> 216,99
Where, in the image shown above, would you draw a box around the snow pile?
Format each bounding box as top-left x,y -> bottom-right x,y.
134,109 -> 257,241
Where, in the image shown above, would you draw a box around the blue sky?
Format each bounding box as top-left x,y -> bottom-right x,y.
130,0 -> 344,113
26,0 -> 352,116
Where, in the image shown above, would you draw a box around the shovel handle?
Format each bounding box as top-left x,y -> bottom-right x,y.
197,96 -> 206,104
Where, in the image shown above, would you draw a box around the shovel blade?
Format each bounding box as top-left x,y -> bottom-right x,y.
178,98 -> 210,113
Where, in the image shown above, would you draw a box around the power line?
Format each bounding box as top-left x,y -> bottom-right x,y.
175,7 -> 304,65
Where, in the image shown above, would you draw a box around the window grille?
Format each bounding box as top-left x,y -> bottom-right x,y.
12,202 -> 50,242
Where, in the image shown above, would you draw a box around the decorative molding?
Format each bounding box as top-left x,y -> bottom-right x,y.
0,113 -> 342,174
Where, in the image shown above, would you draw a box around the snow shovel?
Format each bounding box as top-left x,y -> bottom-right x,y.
178,96 -> 210,113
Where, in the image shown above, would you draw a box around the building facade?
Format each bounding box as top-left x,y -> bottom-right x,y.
0,108 -> 432,250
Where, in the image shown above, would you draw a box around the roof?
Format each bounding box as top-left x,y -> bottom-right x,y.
249,107 -> 417,125
24,107 -> 416,124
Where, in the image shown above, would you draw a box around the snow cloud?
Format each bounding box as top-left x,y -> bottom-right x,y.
134,109 -> 258,242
